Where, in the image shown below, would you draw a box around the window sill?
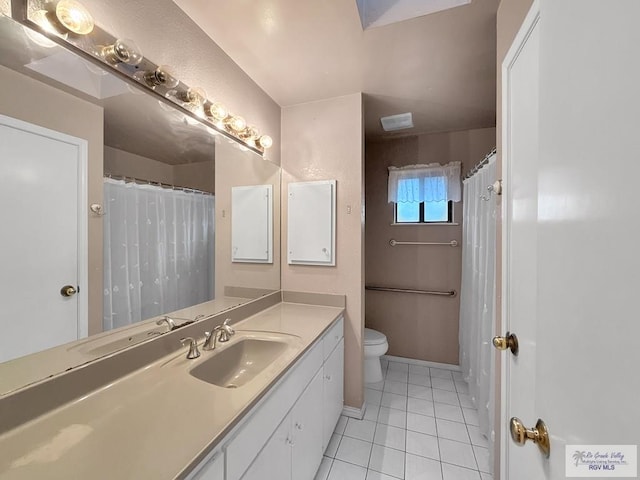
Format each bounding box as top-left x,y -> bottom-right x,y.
390,222 -> 459,227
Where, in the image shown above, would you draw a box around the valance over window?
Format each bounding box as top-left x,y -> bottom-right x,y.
388,162 -> 461,203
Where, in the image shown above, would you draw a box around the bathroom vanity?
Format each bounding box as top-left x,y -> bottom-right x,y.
190,311 -> 344,480
0,295 -> 345,480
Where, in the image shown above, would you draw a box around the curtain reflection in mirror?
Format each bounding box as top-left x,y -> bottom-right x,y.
103,179 -> 215,330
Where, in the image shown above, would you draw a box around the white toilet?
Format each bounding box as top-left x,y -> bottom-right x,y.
364,328 -> 389,384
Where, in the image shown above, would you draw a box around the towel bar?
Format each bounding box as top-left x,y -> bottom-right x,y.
365,285 -> 457,297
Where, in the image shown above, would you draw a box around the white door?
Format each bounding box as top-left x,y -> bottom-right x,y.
501,4 -> 542,479
0,114 -> 88,362
501,1 -> 640,478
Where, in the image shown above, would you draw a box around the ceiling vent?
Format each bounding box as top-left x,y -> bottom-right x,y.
380,112 -> 414,132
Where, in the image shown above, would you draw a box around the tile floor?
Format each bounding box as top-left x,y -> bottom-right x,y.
314,358 -> 492,480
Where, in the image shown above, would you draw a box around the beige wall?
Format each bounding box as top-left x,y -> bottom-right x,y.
174,161 -> 215,194
0,64 -> 104,335
104,146 -> 174,185
365,128 -> 495,365
494,0 -> 534,477
281,93 -> 365,410
104,146 -> 215,194
215,142 -> 281,298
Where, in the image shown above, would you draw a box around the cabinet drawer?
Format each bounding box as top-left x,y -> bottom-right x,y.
226,339 -> 323,480
322,316 -> 344,360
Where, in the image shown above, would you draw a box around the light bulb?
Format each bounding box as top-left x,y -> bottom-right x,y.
143,65 -> 179,89
55,0 -> 94,35
24,10 -> 67,47
101,38 -> 143,66
240,125 -> 260,141
205,102 -> 228,122
225,115 -> 246,133
258,135 -> 273,149
179,87 -> 207,107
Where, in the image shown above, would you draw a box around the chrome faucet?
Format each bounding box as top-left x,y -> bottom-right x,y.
202,330 -> 217,351
156,315 -> 177,330
202,319 -> 235,351
180,337 -> 200,359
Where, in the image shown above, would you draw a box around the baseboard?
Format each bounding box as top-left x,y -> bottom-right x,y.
383,354 -> 461,372
342,403 -> 366,420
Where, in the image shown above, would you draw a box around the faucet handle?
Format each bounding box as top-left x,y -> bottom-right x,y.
223,318 -> 235,335
180,337 -> 200,359
213,319 -> 234,343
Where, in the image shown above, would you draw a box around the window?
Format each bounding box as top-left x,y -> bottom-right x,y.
396,200 -> 453,223
394,177 -> 453,223
387,162 -> 461,224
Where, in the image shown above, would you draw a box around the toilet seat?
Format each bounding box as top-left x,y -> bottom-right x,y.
364,328 -> 387,346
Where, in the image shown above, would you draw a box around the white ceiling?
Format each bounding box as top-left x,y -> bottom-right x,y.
173,0 -> 499,139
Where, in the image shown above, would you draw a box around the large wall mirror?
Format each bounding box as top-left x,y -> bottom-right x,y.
0,14 -> 280,395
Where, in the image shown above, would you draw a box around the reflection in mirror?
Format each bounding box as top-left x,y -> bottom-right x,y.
0,15 -> 280,395
102,178 -> 215,330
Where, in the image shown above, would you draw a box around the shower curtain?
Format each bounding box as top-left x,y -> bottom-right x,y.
459,153 -> 497,453
103,178 -> 215,330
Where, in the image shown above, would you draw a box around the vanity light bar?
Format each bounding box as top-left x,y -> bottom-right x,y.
14,0 -> 273,156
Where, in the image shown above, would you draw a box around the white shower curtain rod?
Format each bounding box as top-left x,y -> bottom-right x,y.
463,147 -> 497,180
104,174 -> 213,196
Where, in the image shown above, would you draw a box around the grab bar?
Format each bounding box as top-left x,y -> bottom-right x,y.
389,239 -> 458,247
365,285 -> 457,297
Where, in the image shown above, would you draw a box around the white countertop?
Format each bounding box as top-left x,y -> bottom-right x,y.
0,302 -> 343,480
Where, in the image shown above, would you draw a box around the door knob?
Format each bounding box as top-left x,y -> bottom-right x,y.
510,417 -> 550,458
493,332 -> 519,355
60,285 -> 77,297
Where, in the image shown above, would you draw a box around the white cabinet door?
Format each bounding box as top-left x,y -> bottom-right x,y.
242,416 -> 292,480
190,453 -> 224,480
291,369 -> 324,480
322,339 -> 344,451
287,180 -> 336,266
231,184 -> 273,263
